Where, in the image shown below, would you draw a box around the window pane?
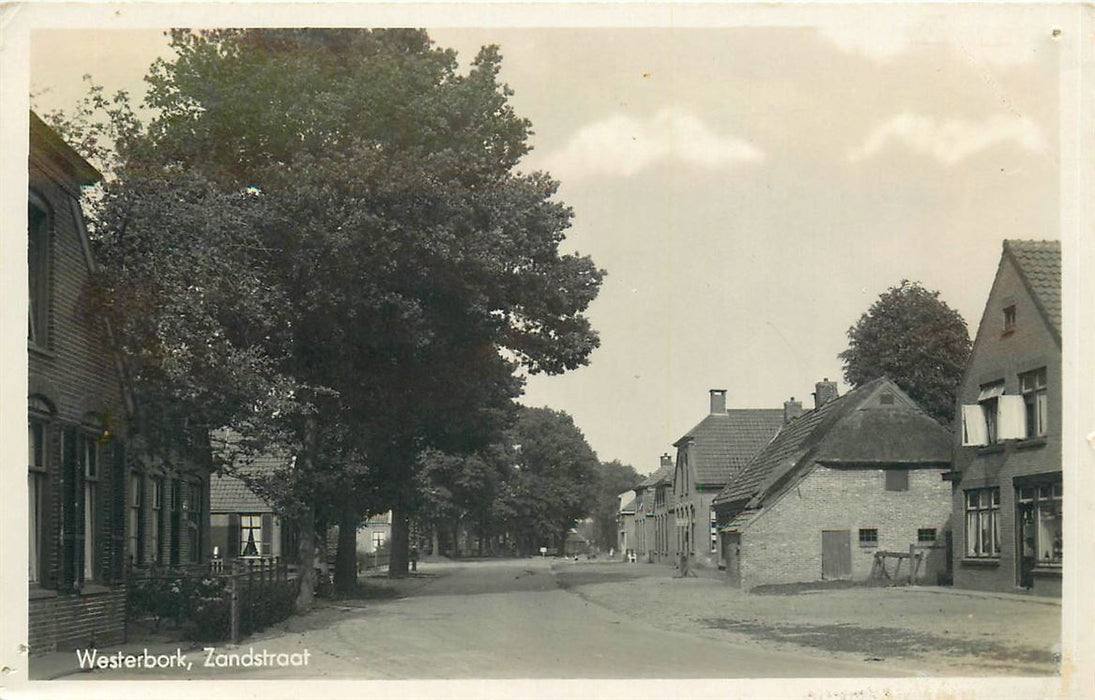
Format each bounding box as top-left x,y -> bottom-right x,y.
966,512 -> 978,555
1037,499 -> 1062,564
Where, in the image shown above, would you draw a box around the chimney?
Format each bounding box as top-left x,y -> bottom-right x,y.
709,389 -> 727,415
660,453 -> 673,469
783,397 -> 803,424
813,378 -> 839,409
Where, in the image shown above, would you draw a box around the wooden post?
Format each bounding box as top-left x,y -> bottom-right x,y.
230,561 -> 241,644
908,544 -> 916,584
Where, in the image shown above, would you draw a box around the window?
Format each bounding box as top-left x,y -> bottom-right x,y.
372,530 -> 385,551
128,474 -> 143,565
1017,483 -> 1062,566
858,528 -> 878,547
1020,368 -> 1048,438
188,482 -> 203,562
965,488 -> 1000,558
240,514 -> 263,557
885,469 -> 909,492
151,479 -> 164,564
169,479 -> 181,567
917,528 -> 937,544
1003,305 -> 1016,334
709,509 -> 717,553
979,382 -> 1004,444
28,419 -> 47,583
28,200 -> 50,347
82,436 -> 99,581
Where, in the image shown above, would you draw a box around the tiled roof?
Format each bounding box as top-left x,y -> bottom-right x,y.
675,409 -> 785,487
1005,239 -> 1061,338
637,463 -> 674,489
210,473 -> 273,513
713,399 -> 847,505
713,378 -> 952,509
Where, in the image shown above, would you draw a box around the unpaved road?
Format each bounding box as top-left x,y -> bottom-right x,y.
82,557 -> 909,680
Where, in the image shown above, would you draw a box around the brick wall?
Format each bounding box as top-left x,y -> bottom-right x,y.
739,465 -> 952,590
28,588 -> 126,654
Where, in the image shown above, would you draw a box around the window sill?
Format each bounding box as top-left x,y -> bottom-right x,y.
960,557 -> 1001,567
976,444 -> 1007,455
29,585 -> 58,600
1033,565 -> 1062,576
859,544 -> 879,549
1016,437 -> 1048,450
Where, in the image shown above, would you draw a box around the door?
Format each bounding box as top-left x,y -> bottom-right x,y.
1017,502 -> 1036,588
723,532 -> 742,587
821,530 -> 852,580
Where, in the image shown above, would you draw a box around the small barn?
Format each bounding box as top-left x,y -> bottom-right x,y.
712,378 -> 953,590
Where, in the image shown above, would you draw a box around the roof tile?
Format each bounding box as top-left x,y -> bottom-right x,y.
675,409 -> 785,486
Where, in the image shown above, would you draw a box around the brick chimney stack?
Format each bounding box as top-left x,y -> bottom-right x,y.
709,389 -> 727,415
813,378 -> 839,409
783,397 -> 803,424
660,453 -> 673,469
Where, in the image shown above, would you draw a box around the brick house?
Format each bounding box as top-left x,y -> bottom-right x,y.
671,390 -> 783,570
615,491 -> 637,558
27,113 -> 213,655
951,240 -> 1061,596
711,378 -> 953,590
633,454 -> 674,563
209,471 -> 294,562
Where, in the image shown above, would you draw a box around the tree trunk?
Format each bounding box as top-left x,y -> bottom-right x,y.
388,502 -> 410,578
334,509 -> 359,594
294,416 -> 318,613
431,526 -> 439,558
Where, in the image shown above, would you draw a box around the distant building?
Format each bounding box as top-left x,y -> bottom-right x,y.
633,455 -> 674,563
616,491 -> 636,558
951,240 -> 1061,596
671,390 -> 783,569
712,378 -> 953,590
209,470 -> 296,562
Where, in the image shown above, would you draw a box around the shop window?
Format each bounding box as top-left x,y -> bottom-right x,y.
1017,483 -> 1062,566
1020,368 -> 1048,438
965,487 -> 1000,558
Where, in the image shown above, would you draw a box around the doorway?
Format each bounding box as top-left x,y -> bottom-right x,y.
821,530 -> 852,580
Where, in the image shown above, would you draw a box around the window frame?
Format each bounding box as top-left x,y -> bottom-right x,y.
128,473 -> 143,566
978,381 -> 1005,444
28,195 -> 52,350
1020,368 -> 1048,439
858,528 -> 879,547
917,528 -> 937,545
1017,483 -> 1062,567
81,434 -> 100,582
964,487 -> 1001,558
28,415 -> 49,584
1002,304 -> 1017,335
239,513 -> 263,558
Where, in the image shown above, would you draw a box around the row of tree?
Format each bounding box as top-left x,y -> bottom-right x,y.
52,28 -> 608,609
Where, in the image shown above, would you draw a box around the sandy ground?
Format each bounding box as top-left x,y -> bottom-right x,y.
555,559 -> 1061,676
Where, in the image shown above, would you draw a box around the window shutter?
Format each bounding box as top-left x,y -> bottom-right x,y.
111,441 -> 126,583
998,395 -> 1026,440
227,514 -> 240,559
961,405 -> 988,446
40,427 -> 55,589
60,429 -> 77,591
261,514 -> 273,556
135,475 -> 145,566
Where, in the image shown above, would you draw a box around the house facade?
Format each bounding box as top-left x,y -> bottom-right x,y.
633,455 -> 674,563
952,240 -> 1061,596
28,111 -> 131,653
712,378 -> 953,590
671,390 -> 783,570
616,491 -> 637,558
209,471 -> 295,562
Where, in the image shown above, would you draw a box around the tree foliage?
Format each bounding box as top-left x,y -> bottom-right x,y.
839,280 -> 971,424
589,460 -> 642,549
52,29 -> 603,582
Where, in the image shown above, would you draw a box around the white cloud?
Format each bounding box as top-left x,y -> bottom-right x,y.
847,113 -> 1047,166
814,7 -> 1052,67
536,107 -> 764,180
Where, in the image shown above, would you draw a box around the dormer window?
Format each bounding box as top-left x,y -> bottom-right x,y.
1002,305 -> 1016,335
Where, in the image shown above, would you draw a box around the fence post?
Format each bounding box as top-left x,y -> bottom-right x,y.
247,560 -> 255,632
908,543 -> 916,584
230,561 -> 241,644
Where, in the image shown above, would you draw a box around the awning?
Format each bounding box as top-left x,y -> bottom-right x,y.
977,383 -> 1005,401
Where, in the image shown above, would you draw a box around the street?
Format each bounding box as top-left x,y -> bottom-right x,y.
80,557 -> 919,680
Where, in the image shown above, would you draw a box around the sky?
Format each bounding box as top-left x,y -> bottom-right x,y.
25,6 -> 1068,476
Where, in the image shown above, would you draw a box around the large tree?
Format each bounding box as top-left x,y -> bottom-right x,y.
839,280 -> 971,424
62,29 -> 603,594
497,407 -> 600,555
589,460 -> 642,550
